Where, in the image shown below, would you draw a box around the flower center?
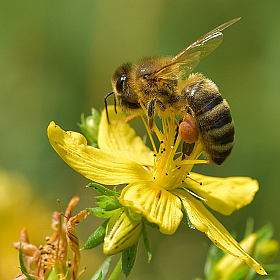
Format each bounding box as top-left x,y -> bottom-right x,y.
141,112 -> 208,191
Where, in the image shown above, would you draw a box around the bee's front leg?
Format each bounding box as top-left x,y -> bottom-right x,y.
147,98 -> 157,132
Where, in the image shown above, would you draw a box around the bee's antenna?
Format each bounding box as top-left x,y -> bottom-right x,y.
104,91 -> 114,124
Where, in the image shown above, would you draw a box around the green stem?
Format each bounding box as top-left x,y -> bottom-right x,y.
108,256 -> 122,280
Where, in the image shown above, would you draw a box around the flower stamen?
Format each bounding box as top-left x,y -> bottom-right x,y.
139,110 -> 209,191
140,115 -> 157,154
179,187 -> 207,202
178,159 -> 209,166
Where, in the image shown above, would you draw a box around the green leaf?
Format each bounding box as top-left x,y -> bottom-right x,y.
226,266 -> 248,280
90,256 -> 113,280
180,199 -> 195,229
108,257 -> 122,280
95,196 -> 121,211
82,219 -> 109,250
142,222 -> 152,263
256,223 -> 274,242
263,263 -> 280,273
243,217 -> 254,238
122,242 -> 138,277
19,244 -> 37,280
46,266 -> 69,280
87,183 -> 115,196
143,217 -> 159,230
87,207 -> 121,218
204,243 -> 224,280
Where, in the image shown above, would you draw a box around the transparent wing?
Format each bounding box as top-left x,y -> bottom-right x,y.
154,18 -> 240,80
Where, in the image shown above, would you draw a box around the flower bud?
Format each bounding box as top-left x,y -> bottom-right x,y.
103,208 -> 143,255
257,239 -> 279,264
79,108 -> 101,146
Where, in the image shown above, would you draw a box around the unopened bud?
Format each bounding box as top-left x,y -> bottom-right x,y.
257,239 -> 279,264
79,108 -> 101,146
103,208 -> 143,255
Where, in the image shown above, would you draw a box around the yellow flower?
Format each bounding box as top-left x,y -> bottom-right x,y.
47,106 -> 266,275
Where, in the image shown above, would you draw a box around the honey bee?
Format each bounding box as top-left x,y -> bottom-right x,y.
105,18 -> 240,165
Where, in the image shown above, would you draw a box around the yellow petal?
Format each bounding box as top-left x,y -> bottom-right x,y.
47,121 -> 151,185
214,233 -> 258,280
175,190 -> 267,275
184,172 -> 259,215
98,106 -> 154,166
119,181 -> 182,235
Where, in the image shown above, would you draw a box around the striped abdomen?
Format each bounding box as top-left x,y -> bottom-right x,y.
183,75 -> 234,165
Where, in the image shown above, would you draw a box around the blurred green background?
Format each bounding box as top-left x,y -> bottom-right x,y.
1,1 -> 280,279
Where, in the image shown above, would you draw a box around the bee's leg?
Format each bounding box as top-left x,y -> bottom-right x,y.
147,98 -> 157,131
182,142 -> 195,160
148,118 -> 154,131
124,114 -> 140,123
184,105 -> 192,115
174,117 -> 182,145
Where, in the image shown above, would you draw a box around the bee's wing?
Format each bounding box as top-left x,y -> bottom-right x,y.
152,51 -> 201,80
154,18 -> 240,80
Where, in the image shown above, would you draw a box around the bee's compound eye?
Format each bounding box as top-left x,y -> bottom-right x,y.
116,74 -> 127,93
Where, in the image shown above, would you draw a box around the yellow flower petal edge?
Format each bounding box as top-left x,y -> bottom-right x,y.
214,233 -> 258,280
175,190 -> 267,276
98,105 -> 154,166
119,181 -> 183,235
47,121 -> 151,185
185,172 -> 259,215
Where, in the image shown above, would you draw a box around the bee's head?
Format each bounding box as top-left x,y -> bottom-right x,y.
111,63 -> 142,113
